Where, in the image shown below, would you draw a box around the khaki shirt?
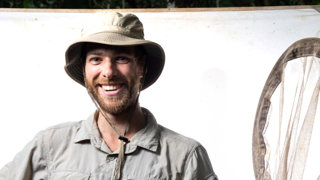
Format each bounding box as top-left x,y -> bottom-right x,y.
0,108 -> 217,180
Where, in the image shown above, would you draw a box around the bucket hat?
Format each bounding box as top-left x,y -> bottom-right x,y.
65,12 -> 165,90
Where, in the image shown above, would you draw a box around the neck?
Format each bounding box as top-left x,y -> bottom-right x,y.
97,104 -> 146,151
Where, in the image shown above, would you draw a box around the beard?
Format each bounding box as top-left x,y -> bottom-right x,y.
86,76 -> 140,115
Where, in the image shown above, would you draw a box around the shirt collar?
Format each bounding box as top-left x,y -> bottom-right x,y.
126,107 -> 160,153
73,108 -> 160,153
73,111 -> 103,144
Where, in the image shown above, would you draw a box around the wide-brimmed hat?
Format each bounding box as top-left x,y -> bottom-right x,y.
65,12 -> 165,90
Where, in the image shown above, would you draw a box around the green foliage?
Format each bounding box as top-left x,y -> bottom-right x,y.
0,0 -> 319,8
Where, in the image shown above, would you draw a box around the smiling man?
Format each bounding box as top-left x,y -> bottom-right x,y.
0,12 -> 218,180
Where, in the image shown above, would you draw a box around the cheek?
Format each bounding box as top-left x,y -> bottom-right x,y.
85,64 -> 100,79
118,64 -> 141,79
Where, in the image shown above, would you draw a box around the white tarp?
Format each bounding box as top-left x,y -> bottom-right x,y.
0,7 -> 320,179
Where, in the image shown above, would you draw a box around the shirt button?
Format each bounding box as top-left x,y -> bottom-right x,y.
106,156 -> 116,162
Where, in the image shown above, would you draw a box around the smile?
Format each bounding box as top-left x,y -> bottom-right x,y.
101,84 -> 122,91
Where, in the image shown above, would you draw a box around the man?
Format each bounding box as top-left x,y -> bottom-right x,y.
0,12 -> 217,180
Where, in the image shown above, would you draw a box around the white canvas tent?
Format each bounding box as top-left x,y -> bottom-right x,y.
0,6 -> 320,179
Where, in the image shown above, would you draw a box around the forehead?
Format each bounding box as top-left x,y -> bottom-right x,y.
85,43 -> 136,55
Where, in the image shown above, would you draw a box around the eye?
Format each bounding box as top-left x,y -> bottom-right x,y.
88,57 -> 102,65
115,56 -> 132,64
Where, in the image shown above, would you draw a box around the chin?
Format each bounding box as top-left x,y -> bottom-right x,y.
101,100 -> 133,115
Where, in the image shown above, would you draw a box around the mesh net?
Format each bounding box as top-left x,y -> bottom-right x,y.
253,38 -> 320,180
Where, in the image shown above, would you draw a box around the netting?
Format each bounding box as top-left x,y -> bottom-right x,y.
253,38 -> 320,180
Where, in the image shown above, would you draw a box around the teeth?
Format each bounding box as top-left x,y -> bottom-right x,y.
102,85 -> 119,91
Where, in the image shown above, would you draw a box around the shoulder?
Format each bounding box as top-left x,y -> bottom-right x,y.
43,120 -> 82,132
33,120 -> 85,148
0,120 -> 87,180
143,108 -> 204,154
156,124 -> 217,179
157,124 -> 203,154
143,108 -> 201,151
37,121 -> 83,138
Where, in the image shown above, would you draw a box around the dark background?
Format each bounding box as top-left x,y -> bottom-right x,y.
0,0 -> 320,9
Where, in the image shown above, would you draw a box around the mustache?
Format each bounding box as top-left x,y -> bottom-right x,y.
94,76 -> 128,85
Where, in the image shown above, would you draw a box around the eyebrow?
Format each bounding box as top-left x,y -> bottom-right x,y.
86,49 -> 105,56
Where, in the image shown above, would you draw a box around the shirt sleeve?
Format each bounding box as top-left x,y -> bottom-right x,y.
183,145 -> 218,180
0,132 -> 48,180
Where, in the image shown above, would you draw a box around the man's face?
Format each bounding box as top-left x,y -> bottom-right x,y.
84,44 -> 144,115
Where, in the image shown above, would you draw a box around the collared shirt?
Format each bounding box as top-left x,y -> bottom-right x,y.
0,108 -> 218,180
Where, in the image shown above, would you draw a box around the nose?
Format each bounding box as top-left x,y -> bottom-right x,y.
101,59 -> 116,78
